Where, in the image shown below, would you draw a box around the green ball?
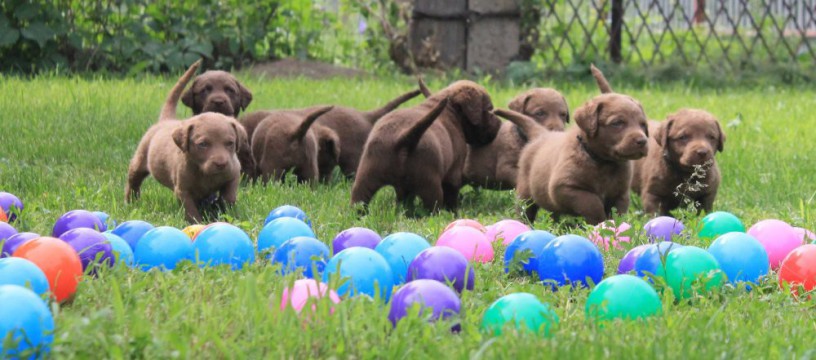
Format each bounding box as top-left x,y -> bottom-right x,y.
585,275 -> 662,321
698,211 -> 745,240
481,293 -> 558,336
664,246 -> 725,299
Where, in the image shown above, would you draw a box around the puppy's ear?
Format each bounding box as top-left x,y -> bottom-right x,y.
561,95 -> 571,123
715,120 -> 725,152
182,79 -> 197,110
173,124 -> 194,152
231,121 -> 250,154
508,92 -> 530,114
237,82 -> 253,112
316,126 -> 341,161
655,118 -> 673,147
574,100 -> 603,138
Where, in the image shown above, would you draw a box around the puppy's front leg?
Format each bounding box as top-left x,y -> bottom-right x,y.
699,191 -> 717,214
641,192 -> 668,216
220,177 -> 240,206
554,186 -> 607,225
611,192 -> 631,217
176,189 -> 203,223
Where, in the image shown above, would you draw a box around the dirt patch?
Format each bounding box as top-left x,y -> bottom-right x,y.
248,58 -> 369,80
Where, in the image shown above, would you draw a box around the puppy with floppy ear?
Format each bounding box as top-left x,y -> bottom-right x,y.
125,61 -> 248,223
631,109 -> 725,214
516,93 -> 649,225
182,70 -> 253,117
351,80 -> 502,213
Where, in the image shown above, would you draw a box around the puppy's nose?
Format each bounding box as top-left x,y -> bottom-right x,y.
212,98 -> 226,105
696,149 -> 710,158
636,137 -> 648,147
214,160 -> 228,169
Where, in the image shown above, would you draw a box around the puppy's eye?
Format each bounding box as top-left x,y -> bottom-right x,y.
225,87 -> 235,95
535,110 -> 546,117
677,135 -> 689,141
706,134 -> 717,140
204,85 -> 213,93
610,120 -> 625,128
197,142 -> 210,149
560,113 -> 568,119
225,141 -> 235,148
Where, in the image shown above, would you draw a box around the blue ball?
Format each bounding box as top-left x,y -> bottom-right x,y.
0,285 -> 54,358
0,258 -> 49,297
111,220 -> 155,252
91,211 -> 114,232
537,235 -> 604,290
272,236 -> 330,278
708,232 -> 769,284
194,224 -> 256,270
634,241 -> 684,278
102,232 -> 134,267
264,205 -> 310,227
134,226 -> 194,271
504,230 -> 556,274
257,218 -> 315,254
374,232 -> 431,284
323,247 -> 395,301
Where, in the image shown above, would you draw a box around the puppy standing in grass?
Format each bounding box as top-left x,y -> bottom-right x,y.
516,93 -> 649,224
125,61 -> 248,223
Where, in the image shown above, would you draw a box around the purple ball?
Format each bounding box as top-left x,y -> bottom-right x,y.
0,192 -> 23,222
406,247 -> 475,293
617,244 -> 652,274
0,223 -> 19,257
332,227 -> 382,255
643,216 -> 685,242
58,228 -> 114,270
1,232 -> 38,258
388,279 -> 461,327
52,210 -> 105,238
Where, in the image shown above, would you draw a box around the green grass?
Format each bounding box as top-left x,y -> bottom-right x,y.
2,72 -> 816,358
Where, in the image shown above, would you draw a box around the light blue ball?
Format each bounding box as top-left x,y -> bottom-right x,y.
102,232 -> 134,267
111,220 -> 155,252
194,224 -> 255,270
134,226 -> 194,271
272,236 -> 330,278
504,230 -> 556,274
708,232 -> 769,284
264,205 -> 311,227
0,285 -> 54,358
634,241 -> 685,279
374,232 -> 431,284
92,211 -> 115,232
0,258 -> 49,297
257,218 -> 315,255
323,247 -> 394,301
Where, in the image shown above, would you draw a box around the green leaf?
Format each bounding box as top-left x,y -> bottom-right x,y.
0,16 -> 19,47
13,3 -> 39,21
20,22 -> 55,48
187,42 -> 213,58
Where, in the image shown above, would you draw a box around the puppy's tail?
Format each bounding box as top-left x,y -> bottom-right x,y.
417,77 -> 432,98
395,98 -> 449,152
493,108 -> 546,141
160,60 -> 202,121
590,64 -> 614,94
292,106 -> 335,141
363,89 -> 422,123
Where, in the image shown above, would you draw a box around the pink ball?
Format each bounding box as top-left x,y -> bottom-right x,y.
793,227 -> 816,242
485,219 -> 532,245
436,226 -> 494,263
280,279 -> 341,314
748,219 -> 803,270
442,219 -> 487,234
589,221 -> 632,251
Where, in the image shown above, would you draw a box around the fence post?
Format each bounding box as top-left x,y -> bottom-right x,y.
694,0 -> 706,24
610,0 -> 623,63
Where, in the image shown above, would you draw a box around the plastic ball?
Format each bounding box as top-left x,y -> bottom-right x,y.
794,227 -> 816,242
134,226 -> 194,271
192,224 -> 255,270
618,244 -> 651,274
272,236 -> 330,278
644,216 -> 685,242
485,219 -> 531,245
0,192 -> 23,223
585,274 -> 662,321
481,293 -> 558,336
698,211 -> 745,240
257,217 -> 314,255
443,219 -> 487,233
12,237 -> 83,303
265,205 -> 310,227
633,241 -> 684,278
1,232 -> 38,258
322,247 -> 394,301
375,232 -> 431,284
92,211 -> 115,232
0,257 -> 49,297
707,232 -> 769,284
663,246 -> 724,299
52,209 -> 104,238
388,279 -> 461,327
0,208 -> 6,223
504,230 -> 556,274
436,226 -> 494,263
182,224 -> 207,240
747,219 -> 802,270
102,232 -> 134,267
537,235 -> 604,290
280,279 -> 340,313
111,220 -> 155,252
406,247 -> 475,293
59,228 -> 115,270
332,227 -> 382,255
0,285 -> 54,357
589,220 -> 632,251
0,222 -> 19,256
778,244 -> 816,296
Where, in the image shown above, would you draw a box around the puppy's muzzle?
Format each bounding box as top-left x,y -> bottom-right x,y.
205,97 -> 235,116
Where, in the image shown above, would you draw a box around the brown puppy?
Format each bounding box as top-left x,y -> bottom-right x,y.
251,106 -> 335,183
351,81 -> 502,212
126,61 -> 248,223
516,93 -> 649,224
182,70 -> 253,117
240,89 -> 421,180
631,109 -> 725,214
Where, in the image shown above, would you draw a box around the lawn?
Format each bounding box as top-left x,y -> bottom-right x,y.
1,72 -> 816,358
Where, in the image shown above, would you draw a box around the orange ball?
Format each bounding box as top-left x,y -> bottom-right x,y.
182,224 -> 207,240
0,207 -> 7,223
13,236 -> 83,303
778,244 -> 816,297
